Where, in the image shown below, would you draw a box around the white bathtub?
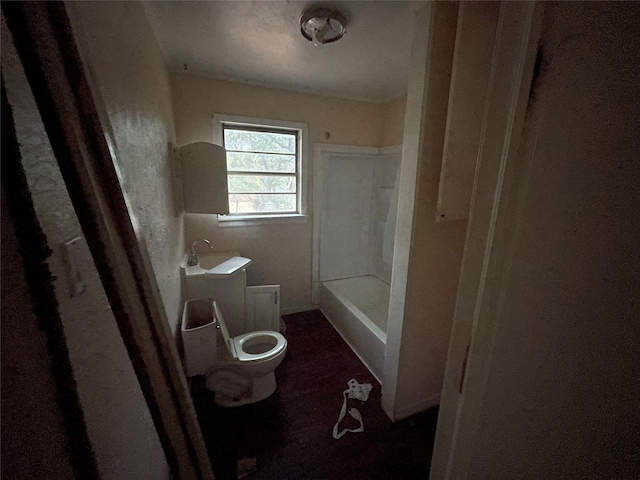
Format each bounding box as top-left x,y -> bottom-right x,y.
320,275 -> 389,382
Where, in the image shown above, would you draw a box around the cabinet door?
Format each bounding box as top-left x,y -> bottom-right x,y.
245,285 -> 280,332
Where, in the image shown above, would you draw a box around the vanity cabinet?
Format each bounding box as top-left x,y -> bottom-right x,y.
181,254 -> 281,336
245,285 -> 281,332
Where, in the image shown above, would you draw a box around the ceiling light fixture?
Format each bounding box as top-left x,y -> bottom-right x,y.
300,8 -> 347,46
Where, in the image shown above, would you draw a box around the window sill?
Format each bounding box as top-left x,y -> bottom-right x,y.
217,213 -> 308,228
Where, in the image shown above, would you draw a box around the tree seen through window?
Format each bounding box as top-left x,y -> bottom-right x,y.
223,126 -> 299,214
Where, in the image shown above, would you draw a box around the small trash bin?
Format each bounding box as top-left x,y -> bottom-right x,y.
181,298 -> 217,376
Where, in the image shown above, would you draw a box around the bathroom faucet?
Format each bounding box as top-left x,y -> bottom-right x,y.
187,239 -> 212,266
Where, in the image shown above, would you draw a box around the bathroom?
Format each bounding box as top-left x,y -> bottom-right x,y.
2,1 -> 469,479
6,1 -> 640,478
162,0 -> 430,413
161,0 -> 459,421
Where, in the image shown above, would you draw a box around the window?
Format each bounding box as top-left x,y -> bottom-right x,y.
214,115 -> 307,223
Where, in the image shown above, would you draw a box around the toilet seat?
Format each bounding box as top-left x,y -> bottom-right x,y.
205,301 -> 288,406
213,301 -> 286,363
233,331 -> 287,362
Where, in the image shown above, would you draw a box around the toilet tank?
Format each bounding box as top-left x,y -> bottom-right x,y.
181,298 -> 217,376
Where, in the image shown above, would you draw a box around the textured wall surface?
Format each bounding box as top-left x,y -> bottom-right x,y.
68,1 -> 184,335
1,11 -> 170,480
172,73 -> 387,311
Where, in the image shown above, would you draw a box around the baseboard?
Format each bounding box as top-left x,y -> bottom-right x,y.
381,397 -> 395,422
280,304 -> 318,315
391,394 -> 441,421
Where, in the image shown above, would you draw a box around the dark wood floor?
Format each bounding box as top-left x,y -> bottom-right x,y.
191,309 -> 439,480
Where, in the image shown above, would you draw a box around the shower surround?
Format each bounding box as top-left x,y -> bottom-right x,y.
313,144 -> 401,380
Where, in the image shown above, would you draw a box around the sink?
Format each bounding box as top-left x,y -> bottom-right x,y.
182,251 -> 251,278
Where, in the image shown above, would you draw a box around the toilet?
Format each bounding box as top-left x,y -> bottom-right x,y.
181,298 -> 287,407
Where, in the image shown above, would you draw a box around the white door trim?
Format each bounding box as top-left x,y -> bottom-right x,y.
430,2 -> 544,478
6,3 -> 215,477
381,2 -> 435,421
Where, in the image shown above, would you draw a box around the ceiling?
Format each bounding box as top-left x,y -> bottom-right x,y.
142,1 -> 418,104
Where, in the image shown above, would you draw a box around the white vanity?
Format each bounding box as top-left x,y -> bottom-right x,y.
181,251 -> 281,337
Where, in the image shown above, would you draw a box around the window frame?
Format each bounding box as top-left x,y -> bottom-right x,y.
213,114 -> 308,226
223,124 -> 299,214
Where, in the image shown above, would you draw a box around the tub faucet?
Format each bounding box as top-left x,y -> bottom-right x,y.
187,239 -> 212,266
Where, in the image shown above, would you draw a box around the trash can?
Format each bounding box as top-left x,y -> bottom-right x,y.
181,298 -> 217,376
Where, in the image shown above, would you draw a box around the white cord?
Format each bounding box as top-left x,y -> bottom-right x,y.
332,379 -> 372,439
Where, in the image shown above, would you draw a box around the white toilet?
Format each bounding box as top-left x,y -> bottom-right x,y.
181,299 -> 287,407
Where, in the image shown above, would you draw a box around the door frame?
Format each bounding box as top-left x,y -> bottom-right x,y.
430,2 -> 544,478
2,3 -> 214,478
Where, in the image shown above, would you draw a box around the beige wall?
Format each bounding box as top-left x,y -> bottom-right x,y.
466,2 -> 640,477
172,73 -> 387,311
68,1 -> 184,335
381,94 -> 407,147
391,1 -> 467,418
2,4 -> 171,478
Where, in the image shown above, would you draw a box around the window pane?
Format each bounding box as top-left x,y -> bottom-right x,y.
228,175 -> 296,193
224,129 -> 296,154
226,152 -> 295,173
228,194 -> 297,214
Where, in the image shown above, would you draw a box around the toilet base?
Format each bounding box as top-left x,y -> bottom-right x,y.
206,370 -> 277,407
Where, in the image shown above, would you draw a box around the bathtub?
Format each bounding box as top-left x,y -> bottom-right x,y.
320,275 -> 389,382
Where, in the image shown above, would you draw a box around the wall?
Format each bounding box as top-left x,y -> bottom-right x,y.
466,3 -> 640,477
381,94 -> 407,147
172,73 -> 386,312
1,8 -> 171,479
384,2 -> 467,419
67,1 -> 184,335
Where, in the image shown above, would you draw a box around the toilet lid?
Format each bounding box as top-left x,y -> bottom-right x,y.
213,301 -> 238,360
233,331 -> 287,362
